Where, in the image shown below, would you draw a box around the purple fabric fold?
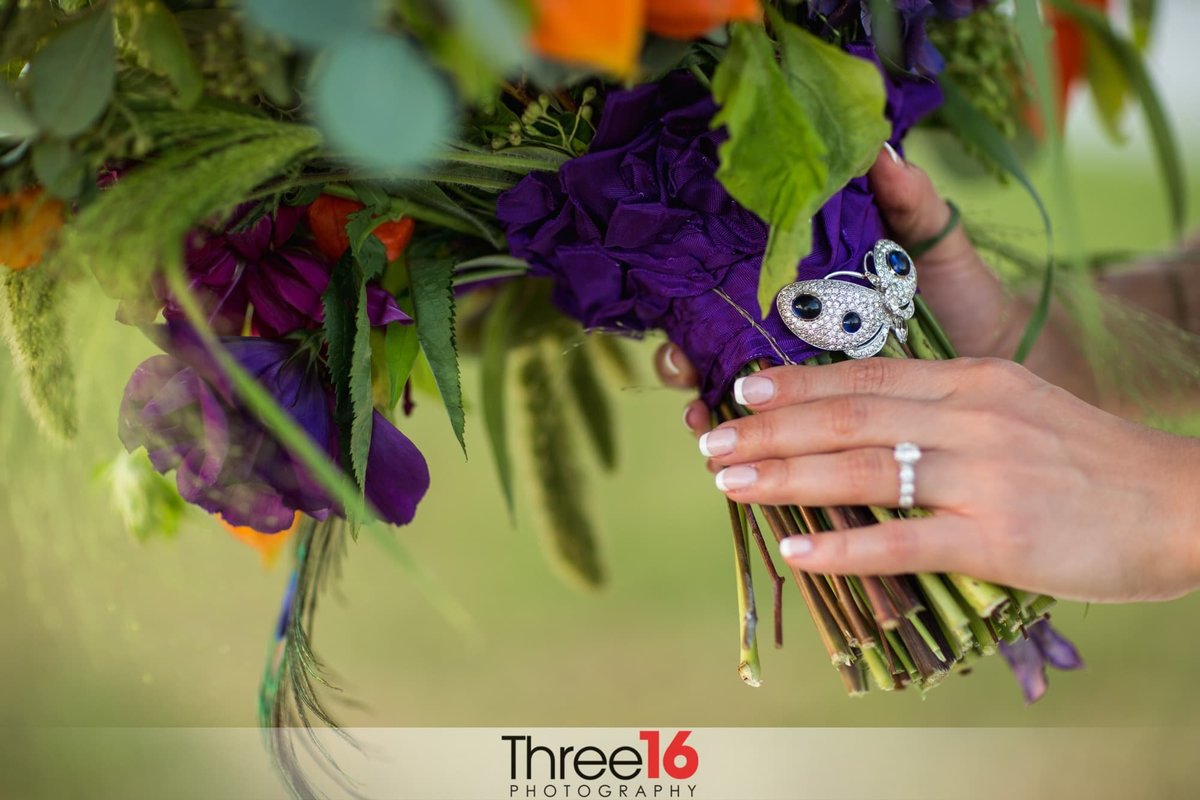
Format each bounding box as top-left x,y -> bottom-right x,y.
497,63 -> 942,407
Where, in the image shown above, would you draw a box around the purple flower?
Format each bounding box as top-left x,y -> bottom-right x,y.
118,323 -> 430,532
999,619 -> 1085,704
169,204 -> 409,338
497,67 -> 942,406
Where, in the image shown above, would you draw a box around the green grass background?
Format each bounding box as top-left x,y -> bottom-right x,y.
3,121 -> 1200,796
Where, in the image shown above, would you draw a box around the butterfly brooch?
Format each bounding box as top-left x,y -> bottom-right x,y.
775,239 -> 917,359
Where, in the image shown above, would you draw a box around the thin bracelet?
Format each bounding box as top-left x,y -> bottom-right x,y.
909,200 -> 960,259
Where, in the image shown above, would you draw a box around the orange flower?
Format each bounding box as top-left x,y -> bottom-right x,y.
1040,0 -> 1110,131
218,511 -> 299,567
530,0 -> 644,77
306,194 -> 416,264
529,0 -> 760,77
0,188 -> 65,271
645,0 -> 760,40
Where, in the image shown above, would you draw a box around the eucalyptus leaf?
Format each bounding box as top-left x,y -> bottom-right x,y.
241,0 -> 381,49
28,5 -> 116,138
0,82 -> 37,140
313,32 -> 454,173
30,137 -> 83,200
439,0 -> 527,73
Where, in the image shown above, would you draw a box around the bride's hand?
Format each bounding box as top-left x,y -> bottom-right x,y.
699,357 -> 1200,604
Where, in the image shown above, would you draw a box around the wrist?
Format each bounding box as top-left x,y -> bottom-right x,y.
1160,432 -> 1200,593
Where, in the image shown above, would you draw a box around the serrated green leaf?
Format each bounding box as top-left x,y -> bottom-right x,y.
384,320 -> 420,409
938,76 -> 1053,364
322,254 -> 374,501
312,33 -> 453,172
712,17 -> 888,317
28,5 -> 116,138
480,282 -> 519,516
566,338 -> 616,471
410,253 -> 466,454
1047,0 -> 1185,238
241,0 -> 381,50
115,0 -> 203,108
0,82 -> 37,140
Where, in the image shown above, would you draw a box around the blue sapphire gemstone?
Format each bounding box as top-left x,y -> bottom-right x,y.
842,312 -> 862,333
792,293 -> 821,320
886,249 -> 911,276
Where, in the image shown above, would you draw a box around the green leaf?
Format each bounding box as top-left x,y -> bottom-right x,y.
938,76 -> 1054,363
1047,0 -> 1186,238
96,448 -> 187,542
384,320 -> 420,409
28,5 -> 116,138
115,0 -> 204,108
409,252 -> 466,454
711,17 -> 889,316
31,137 -> 84,200
480,281 -> 519,515
59,112 -> 321,300
322,254 -> 375,498
312,32 -> 454,173
566,339 -> 616,471
1130,0 -> 1157,51
241,0 -> 381,50
0,82 -> 37,140
1083,28 -> 1129,143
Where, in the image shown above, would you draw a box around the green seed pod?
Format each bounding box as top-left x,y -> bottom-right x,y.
0,266 -> 79,443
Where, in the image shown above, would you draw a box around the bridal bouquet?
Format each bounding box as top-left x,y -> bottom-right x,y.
0,0 -> 1179,795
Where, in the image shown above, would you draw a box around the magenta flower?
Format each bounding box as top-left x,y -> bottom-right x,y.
168,203 -> 408,338
118,323 -> 429,532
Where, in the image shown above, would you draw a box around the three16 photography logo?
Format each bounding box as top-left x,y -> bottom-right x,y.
502,730 -> 700,798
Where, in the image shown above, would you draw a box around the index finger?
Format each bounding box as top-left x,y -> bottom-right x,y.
733,358 -> 957,410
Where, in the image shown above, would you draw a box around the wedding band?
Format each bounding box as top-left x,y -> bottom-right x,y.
893,442 -> 922,510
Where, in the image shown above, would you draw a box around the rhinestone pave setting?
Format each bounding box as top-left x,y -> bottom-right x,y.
775,239 -> 918,359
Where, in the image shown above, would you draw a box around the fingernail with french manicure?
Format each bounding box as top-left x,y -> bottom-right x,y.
779,536 -> 813,559
733,375 -> 774,405
699,428 -> 736,457
883,141 -> 903,166
663,344 -> 683,376
715,465 -> 757,492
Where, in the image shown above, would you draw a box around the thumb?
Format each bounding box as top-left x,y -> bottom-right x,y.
868,146 -> 977,270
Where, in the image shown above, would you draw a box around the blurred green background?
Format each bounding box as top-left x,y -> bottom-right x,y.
7,10 -> 1200,800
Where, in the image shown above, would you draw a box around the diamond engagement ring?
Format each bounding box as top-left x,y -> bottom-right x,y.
893,442 -> 922,510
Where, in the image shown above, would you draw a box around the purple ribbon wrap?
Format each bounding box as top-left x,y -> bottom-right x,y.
498,51 -> 942,406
